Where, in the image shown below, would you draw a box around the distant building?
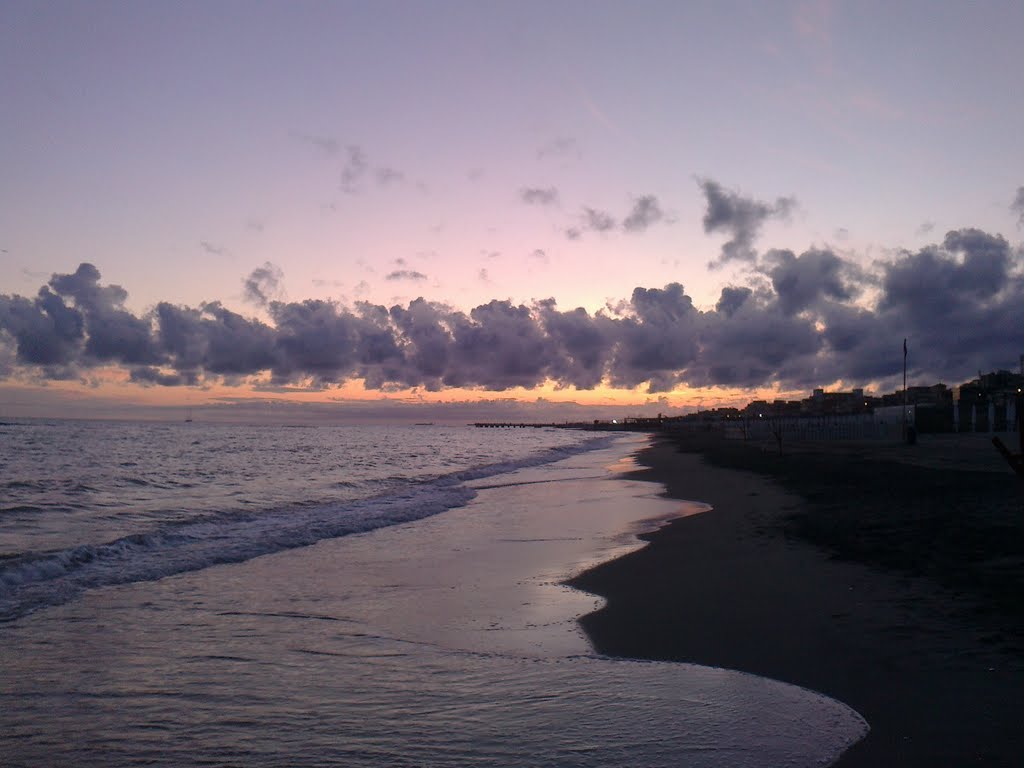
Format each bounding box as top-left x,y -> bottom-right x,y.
954,370 -> 1024,432
673,365 -> 1019,437
802,387 -> 872,416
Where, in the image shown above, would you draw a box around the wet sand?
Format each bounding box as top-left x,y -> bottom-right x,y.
569,432 -> 1024,767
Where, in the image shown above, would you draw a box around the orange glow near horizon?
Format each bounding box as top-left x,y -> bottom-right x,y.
0,366 -> 820,420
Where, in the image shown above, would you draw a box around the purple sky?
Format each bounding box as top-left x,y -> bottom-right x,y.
2,1 -> 1023,418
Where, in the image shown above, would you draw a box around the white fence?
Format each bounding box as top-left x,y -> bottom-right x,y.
722,413 -> 905,442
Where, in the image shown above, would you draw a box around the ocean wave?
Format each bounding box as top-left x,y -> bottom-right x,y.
0,483 -> 479,623
3,480 -> 44,491
0,433 -> 617,623
0,504 -> 48,515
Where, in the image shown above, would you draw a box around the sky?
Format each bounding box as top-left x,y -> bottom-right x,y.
1,0 -> 1023,421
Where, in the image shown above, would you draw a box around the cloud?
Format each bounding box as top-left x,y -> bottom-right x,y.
385,270 -> 428,281
582,207 -> 616,232
715,286 -> 752,317
537,137 -> 579,160
0,289 -> 84,370
699,178 -> 796,265
47,263 -> 160,366
443,300 -> 555,390
1012,186 -> 1024,228
341,145 -> 369,193
268,299 -> 403,386
536,299 -> 616,390
129,366 -> 199,387
520,187 -> 560,206
297,133 -> 340,154
607,284 -> 701,391
388,298 -> 453,388
200,241 -> 228,256
339,145 -> 408,193
154,300 -> 278,377
243,262 -> 284,306
376,166 -> 405,186
764,248 -> 856,315
2,231 -> 1022,395
565,198 -> 657,239
622,195 -> 663,233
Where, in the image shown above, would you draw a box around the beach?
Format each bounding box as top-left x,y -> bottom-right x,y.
570,432 -> 1024,766
0,425 -> 868,767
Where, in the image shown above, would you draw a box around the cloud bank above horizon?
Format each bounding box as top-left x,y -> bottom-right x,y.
3,183 -> 1022,398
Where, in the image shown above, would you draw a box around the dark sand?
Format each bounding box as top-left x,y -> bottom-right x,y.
569,432 -> 1024,767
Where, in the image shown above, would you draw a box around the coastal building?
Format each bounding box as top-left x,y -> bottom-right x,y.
804,387 -> 873,416
666,366 -> 1019,439
953,370 -> 1024,433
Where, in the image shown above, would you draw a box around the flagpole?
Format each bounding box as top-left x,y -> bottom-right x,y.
903,338 -> 908,441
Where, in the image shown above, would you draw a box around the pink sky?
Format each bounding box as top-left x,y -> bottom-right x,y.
2,1 -> 1023,420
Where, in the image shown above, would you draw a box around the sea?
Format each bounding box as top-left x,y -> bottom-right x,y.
0,419 -> 867,767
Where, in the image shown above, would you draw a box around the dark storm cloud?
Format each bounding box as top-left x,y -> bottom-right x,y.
520,187 -> 560,206
880,229 -> 1010,316
535,299 -> 615,390
714,286 -> 752,317
444,300 -> 554,390
765,248 -> 856,316
155,301 -> 278,377
47,263 -> 160,365
2,229 -> 1022,395
388,298 -> 454,388
869,228 -> 1023,377
814,303 -> 896,382
689,289 -> 821,388
607,284 -> 701,392
269,299 -> 403,386
0,289 -> 83,367
622,195 -> 664,233
699,178 -> 796,265
243,262 -> 284,306
1011,186 -> 1024,228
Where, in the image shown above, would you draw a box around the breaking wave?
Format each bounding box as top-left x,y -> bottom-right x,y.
0,434 -> 616,623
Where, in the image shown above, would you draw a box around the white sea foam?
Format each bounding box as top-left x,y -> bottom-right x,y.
0,426 -> 615,622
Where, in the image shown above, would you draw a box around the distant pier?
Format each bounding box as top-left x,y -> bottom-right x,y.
472,421 -> 648,431
473,422 -> 556,428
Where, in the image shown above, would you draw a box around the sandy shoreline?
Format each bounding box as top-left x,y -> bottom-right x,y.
569,432 -> 1024,767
